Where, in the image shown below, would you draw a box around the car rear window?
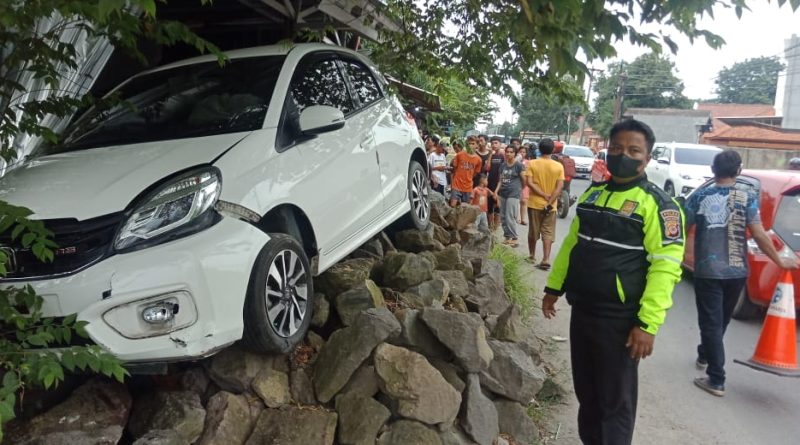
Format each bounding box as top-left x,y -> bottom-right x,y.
674,148 -> 719,166
564,146 -> 593,157
773,190 -> 800,251
38,56 -> 286,154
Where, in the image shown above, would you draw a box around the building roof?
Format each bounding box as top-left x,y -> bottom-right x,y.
703,121 -> 800,149
625,108 -> 710,117
697,103 -> 776,118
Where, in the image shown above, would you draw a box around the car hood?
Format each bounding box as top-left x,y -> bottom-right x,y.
677,164 -> 713,180
0,133 -> 249,220
571,155 -> 595,166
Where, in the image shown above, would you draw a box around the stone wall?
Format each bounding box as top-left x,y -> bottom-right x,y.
728,146 -> 800,170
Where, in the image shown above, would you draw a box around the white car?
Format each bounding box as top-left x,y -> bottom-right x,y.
646,143 -> 722,196
0,44 -> 430,364
563,145 -> 595,179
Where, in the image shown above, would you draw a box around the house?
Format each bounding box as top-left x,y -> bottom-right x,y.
623,108 -> 711,143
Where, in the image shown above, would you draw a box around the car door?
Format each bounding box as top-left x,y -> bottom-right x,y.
280,54 -> 382,258
343,59 -> 414,210
647,145 -> 666,187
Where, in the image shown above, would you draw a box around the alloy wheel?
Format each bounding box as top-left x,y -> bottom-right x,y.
411,169 -> 430,223
264,249 -> 309,338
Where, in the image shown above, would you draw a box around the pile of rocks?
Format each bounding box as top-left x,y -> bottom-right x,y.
10,196 -> 553,445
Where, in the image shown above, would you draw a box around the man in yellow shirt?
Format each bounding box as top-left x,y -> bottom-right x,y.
526,138 -> 565,269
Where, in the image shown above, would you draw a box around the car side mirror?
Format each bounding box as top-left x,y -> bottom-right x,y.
657,158 -> 670,165
298,105 -> 345,135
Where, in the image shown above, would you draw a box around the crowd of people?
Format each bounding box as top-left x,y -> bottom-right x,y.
423,132 -> 565,270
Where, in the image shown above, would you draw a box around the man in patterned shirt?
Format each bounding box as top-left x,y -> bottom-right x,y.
684,150 -> 798,397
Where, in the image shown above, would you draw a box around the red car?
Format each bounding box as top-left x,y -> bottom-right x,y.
682,169 -> 800,319
591,149 -> 612,183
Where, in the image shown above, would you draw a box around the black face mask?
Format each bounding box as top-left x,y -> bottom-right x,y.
607,154 -> 643,179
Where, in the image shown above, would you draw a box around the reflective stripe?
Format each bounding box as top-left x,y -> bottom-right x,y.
647,254 -> 682,265
616,274 -> 626,303
578,233 -> 645,251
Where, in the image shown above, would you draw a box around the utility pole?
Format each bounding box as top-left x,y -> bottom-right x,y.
613,72 -> 628,123
578,68 -> 603,146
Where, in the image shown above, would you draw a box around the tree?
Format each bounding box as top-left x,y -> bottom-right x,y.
714,56 -> 784,104
371,0 -> 795,102
514,77 -> 585,138
590,53 -> 692,137
0,1 -> 220,438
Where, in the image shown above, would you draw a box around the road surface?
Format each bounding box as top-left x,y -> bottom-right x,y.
515,178 -> 800,445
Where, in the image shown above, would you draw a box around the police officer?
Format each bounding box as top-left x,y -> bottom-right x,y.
542,119 -> 685,445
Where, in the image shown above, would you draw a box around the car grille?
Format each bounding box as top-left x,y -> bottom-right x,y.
0,213 -> 122,280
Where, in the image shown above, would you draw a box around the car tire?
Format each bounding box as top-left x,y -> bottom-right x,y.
242,233 -> 314,354
731,286 -> 763,320
558,190 -> 569,219
399,160 -> 431,231
664,181 -> 675,197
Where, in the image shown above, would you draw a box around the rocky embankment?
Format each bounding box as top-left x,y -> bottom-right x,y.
10,195 -> 554,445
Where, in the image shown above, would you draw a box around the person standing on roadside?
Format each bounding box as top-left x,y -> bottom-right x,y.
475,134 -> 492,186
526,138 -> 564,268
495,145 -> 526,246
450,136 -> 483,207
519,147 -> 531,225
487,136 -> 507,230
684,150 -> 799,397
541,120 -> 685,445
428,140 -> 448,195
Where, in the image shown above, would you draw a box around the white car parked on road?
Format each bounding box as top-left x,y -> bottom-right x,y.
646,142 -> 722,196
0,44 -> 430,364
563,145 -> 595,179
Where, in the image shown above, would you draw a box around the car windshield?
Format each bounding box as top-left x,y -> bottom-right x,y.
37,56 -> 285,155
773,190 -> 800,251
565,146 -> 594,158
674,148 -> 719,166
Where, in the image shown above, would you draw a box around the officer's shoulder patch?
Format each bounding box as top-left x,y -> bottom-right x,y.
584,189 -> 603,205
619,200 -> 639,217
660,209 -> 682,240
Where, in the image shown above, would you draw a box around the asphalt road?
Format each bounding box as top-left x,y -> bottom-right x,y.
517,178 -> 800,445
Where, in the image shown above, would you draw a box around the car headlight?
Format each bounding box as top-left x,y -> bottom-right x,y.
115,167 -> 222,251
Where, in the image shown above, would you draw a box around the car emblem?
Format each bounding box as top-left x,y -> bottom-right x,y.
0,246 -> 17,274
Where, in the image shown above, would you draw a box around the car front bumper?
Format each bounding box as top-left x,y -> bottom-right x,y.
1,217 -> 269,363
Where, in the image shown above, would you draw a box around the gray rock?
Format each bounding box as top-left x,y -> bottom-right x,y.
459,229 -> 492,260
399,292 -> 440,310
132,430 -> 184,445
406,278 -> 450,307
433,244 -> 464,271
433,224 -> 452,245
206,347 -> 273,393
335,392 -> 391,445
180,367 -> 209,398
461,258 -> 475,281
7,378 -> 131,445
448,295 -> 469,313
311,292 -> 330,328
313,307 -> 402,403
537,377 -> 568,401
128,391 -> 206,444
340,365 -> 380,398
493,304 -> 525,342
306,330 -> 326,352
494,399 -> 539,445
466,275 -> 512,317
245,406 -> 337,445
460,374 -> 499,445
335,279 -> 386,326
316,258 -> 376,296
393,309 -> 451,358
379,232 -> 398,254
420,251 -> 439,269
433,270 -> 470,300
378,420 -> 443,445
430,201 -> 452,229
420,308 -> 493,372
478,259 -> 505,290
251,368 -> 291,408
439,428 -> 478,445
446,205 -> 480,230
380,252 -> 434,290
429,358 -> 466,393
480,339 -> 546,404
353,238 -> 385,259
496,437 -> 510,445
196,391 -> 255,445
290,367 -> 317,405
396,226 -> 445,253
484,315 -> 500,333
374,343 -> 462,426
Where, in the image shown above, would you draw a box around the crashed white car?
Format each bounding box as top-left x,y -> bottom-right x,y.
0,43 -> 430,364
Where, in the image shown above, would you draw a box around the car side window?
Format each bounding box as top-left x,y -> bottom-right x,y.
662,148 -> 671,162
290,58 -> 353,114
652,146 -> 663,159
343,60 -> 383,109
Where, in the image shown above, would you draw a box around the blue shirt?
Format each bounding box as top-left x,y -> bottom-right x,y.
684,183 -> 761,279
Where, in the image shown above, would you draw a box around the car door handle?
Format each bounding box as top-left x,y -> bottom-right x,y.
376,151 -> 380,165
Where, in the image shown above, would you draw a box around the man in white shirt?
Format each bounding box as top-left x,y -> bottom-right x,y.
428,141 -> 448,195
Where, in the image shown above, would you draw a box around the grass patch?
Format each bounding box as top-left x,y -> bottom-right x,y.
489,244 -> 535,319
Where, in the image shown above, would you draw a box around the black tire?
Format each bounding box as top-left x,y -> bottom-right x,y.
558,190 -> 569,219
731,287 -> 763,320
664,181 -> 676,197
399,160 -> 431,231
243,234 -> 314,353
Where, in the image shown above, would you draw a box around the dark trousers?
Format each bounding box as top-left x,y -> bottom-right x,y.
694,277 -> 747,386
570,307 -> 638,445
432,183 -> 445,195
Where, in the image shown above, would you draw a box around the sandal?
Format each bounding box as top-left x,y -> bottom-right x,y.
525,256 -> 537,264
535,262 -> 551,271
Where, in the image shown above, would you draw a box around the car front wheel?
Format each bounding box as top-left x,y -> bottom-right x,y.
243,233 -> 313,353
400,160 -> 431,231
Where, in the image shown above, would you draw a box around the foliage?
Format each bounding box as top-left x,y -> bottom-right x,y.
714,56 -> 784,104
514,77 -> 585,137
0,1 -> 222,440
489,244 -> 535,320
590,53 -> 692,137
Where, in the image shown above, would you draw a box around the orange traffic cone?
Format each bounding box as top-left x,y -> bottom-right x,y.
735,271 -> 800,377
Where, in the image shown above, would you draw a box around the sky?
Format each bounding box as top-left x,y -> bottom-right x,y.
490,1 -> 800,125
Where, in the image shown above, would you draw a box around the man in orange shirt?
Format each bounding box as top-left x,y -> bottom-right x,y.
450,136 -> 483,207
526,138 -> 565,269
